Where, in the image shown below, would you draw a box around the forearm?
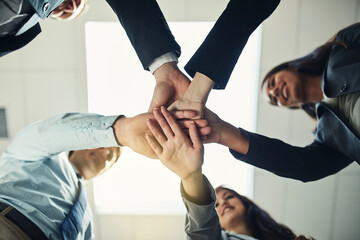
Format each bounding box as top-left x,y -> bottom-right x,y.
230,129 -> 353,182
183,72 -> 215,104
5,113 -> 120,161
219,122 -> 249,155
181,174 -> 222,240
105,0 -> 180,69
184,0 -> 280,89
181,171 -> 212,205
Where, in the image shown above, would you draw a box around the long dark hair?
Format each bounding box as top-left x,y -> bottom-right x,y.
216,186 -> 314,240
261,39 -> 347,120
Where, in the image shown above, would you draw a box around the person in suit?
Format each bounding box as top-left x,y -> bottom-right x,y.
145,106 -> 313,240
0,0 -> 88,57
106,0 -> 280,113
0,110 -> 207,239
200,23 -> 360,182
1,0 -> 280,115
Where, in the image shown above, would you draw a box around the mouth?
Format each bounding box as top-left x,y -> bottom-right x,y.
281,83 -> 288,101
221,206 -> 234,216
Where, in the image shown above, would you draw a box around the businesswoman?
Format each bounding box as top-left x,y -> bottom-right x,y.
202,22 -> 360,182
145,107 -> 313,240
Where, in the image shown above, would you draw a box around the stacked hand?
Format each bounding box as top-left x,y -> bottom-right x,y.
149,62 -> 191,111
145,107 -> 204,180
113,110 -> 209,159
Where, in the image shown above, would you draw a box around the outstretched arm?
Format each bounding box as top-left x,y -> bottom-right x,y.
145,107 -> 222,239
145,107 -> 209,202
104,0 -> 190,111
202,109 -> 353,182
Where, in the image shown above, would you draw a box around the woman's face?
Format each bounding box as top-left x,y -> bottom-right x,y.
215,189 -> 246,230
263,69 -> 305,107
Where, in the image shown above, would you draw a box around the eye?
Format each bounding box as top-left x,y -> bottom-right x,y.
271,77 -> 275,87
215,202 -> 219,208
225,194 -> 234,200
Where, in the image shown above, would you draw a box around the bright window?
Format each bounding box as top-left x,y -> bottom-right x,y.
85,22 -> 260,215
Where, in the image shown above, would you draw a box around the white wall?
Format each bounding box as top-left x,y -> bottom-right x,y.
0,0 -> 359,239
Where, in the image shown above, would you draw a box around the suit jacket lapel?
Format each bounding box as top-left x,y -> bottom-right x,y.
315,102 -> 360,164
0,23 -> 41,56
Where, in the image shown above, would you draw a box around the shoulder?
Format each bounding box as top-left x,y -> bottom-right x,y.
335,22 -> 360,44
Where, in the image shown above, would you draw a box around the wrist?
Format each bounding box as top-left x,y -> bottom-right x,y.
153,61 -> 180,82
220,125 -> 249,155
181,169 -> 203,184
184,72 -> 214,103
112,116 -> 128,147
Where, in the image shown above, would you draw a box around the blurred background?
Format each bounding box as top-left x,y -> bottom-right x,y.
0,0 -> 359,239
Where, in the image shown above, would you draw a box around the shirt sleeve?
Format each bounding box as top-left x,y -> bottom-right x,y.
181,175 -> 223,240
3,113 -> 121,161
229,128 -> 353,182
148,52 -> 178,74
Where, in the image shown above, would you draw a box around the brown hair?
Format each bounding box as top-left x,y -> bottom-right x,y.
261,39 -> 347,120
216,186 -> 315,240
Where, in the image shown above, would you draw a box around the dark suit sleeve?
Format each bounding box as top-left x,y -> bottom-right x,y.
105,0 -> 181,70
185,0 -> 280,89
229,128 -> 353,182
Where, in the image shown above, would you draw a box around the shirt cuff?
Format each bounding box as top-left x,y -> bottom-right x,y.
148,52 -> 178,74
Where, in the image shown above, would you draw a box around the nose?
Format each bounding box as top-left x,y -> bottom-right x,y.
269,87 -> 278,97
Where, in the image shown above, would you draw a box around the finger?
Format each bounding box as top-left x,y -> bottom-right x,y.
188,122 -> 202,149
146,119 -> 167,145
145,133 -> 162,157
172,110 -> 197,119
198,126 -> 211,136
161,106 -> 185,137
178,119 -> 208,128
180,126 -> 211,137
153,107 -> 175,139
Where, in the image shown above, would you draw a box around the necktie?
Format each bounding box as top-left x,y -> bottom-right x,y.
60,178 -> 91,240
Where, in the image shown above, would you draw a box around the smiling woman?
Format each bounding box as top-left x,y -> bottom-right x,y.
214,186 -> 314,240
218,23 -> 360,182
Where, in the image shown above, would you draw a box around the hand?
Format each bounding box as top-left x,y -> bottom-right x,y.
202,108 -> 250,155
201,108 -> 223,143
112,110 -> 209,159
168,97 -> 205,119
149,62 -> 191,112
168,72 -> 215,119
145,107 -> 204,180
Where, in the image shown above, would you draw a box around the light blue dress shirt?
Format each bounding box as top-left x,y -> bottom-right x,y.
0,113 -> 120,240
